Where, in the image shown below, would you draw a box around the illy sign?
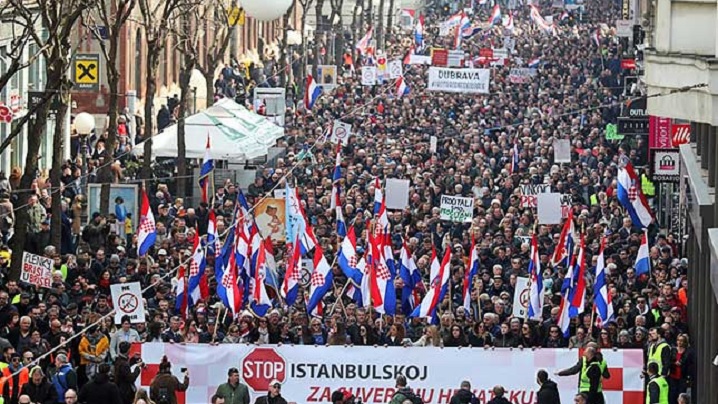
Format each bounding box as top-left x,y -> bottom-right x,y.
649,116 -> 673,149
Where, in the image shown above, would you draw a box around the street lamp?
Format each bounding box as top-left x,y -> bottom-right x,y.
74,112 -> 95,194
240,0 -> 293,22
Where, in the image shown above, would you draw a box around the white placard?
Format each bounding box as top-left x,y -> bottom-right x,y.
427,67 -> 490,94
537,192 -> 563,224
553,139 -> 571,163
519,184 -> 551,208
361,66 -> 377,86
508,68 -> 538,84
111,282 -> 146,324
492,48 -> 509,59
385,178 -> 411,210
332,120 -> 352,145
440,194 -> 474,223
616,20 -> 633,37
429,136 -> 437,153
513,277 -> 530,318
388,60 -> 403,79
274,189 -> 286,199
133,343 -> 646,404
20,252 -> 53,288
447,50 -> 464,67
407,55 -> 432,65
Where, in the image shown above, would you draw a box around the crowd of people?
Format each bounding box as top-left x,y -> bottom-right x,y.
0,0 -> 696,403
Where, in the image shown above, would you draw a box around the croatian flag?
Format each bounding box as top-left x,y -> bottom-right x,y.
528,58 -> 541,68
400,240 -> 422,315
462,25 -> 483,40
592,29 -> 601,47
487,4 -> 502,26
635,230 -> 651,276
174,264 -> 188,317
206,209 -> 219,257
330,145 -> 342,209
339,226 -> 363,284
306,244 -> 334,314
414,15 -> 424,49
216,229 -> 242,316
336,206 -> 347,238
373,177 -> 383,215
137,188 -> 156,256
527,233 -> 544,321
502,12 -> 514,32
454,13 -> 470,49
593,237 -> 614,324
411,247 -> 451,321
282,236 -> 302,305
249,241 -> 273,317
568,233 -> 587,316
510,138 -> 520,174
445,11 -> 464,28
396,77 -> 410,97
552,211 -> 575,267
304,74 -> 322,110
369,231 -> 396,315
617,163 -> 654,229
187,235 -> 209,306
356,27 -> 374,54
557,284 -> 572,338
462,237 -> 480,312
198,135 -> 214,204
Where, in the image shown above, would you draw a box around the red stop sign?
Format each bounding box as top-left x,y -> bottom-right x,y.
242,348 -> 286,392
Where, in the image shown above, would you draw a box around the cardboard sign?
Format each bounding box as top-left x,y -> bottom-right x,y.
385,178 -> 411,210
111,282 -> 146,324
431,48 -> 449,67
553,139 -> 571,163
508,68 -> 537,84
361,66 -> 377,86
519,184 -> 551,208
331,120 -> 352,145
537,193 -> 562,224
440,195 -> 474,223
430,136 -> 437,153
388,60 -> 403,79
513,277 -> 530,318
20,252 -> 52,288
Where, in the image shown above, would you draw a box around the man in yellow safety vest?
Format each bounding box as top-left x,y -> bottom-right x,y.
556,346 -> 610,404
646,361 -> 669,404
646,327 -> 671,377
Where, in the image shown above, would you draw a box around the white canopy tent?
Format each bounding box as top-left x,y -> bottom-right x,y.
134,98 -> 284,161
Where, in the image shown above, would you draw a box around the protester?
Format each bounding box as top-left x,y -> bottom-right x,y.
449,380 -> 478,404
252,380 -> 286,404
486,386 -> 511,404
77,364 -> 121,404
19,366 -> 57,404
214,368 -> 250,404
148,357 -> 188,404
536,370 -> 561,404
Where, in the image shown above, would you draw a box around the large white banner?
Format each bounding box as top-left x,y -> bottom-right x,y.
133,344 -> 644,404
427,67 -> 490,94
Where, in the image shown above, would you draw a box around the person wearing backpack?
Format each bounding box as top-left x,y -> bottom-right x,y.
149,356 -> 189,404
388,375 -> 423,404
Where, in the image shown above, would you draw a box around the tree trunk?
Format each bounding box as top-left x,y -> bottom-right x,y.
334,1 -> 344,68
142,41 -> 160,180
50,95 -> 68,252
99,72 -> 120,214
176,57 -> 195,199
205,71 -> 215,108
312,0 -> 325,78
367,0 -> 373,30
300,3 -> 309,86
377,0 -> 384,49
10,64 -> 64,281
352,0 -> 362,52
280,7 -> 292,87
387,0 -> 394,44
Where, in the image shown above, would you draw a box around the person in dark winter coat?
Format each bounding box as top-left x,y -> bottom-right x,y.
20,366 -> 58,404
78,363 -> 121,404
149,356 -> 189,404
536,370 -> 561,404
113,342 -> 142,404
486,386 -> 511,404
449,381 -> 478,404
253,380 -> 287,404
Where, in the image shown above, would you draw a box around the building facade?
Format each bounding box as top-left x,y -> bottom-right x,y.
644,0 -> 718,402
